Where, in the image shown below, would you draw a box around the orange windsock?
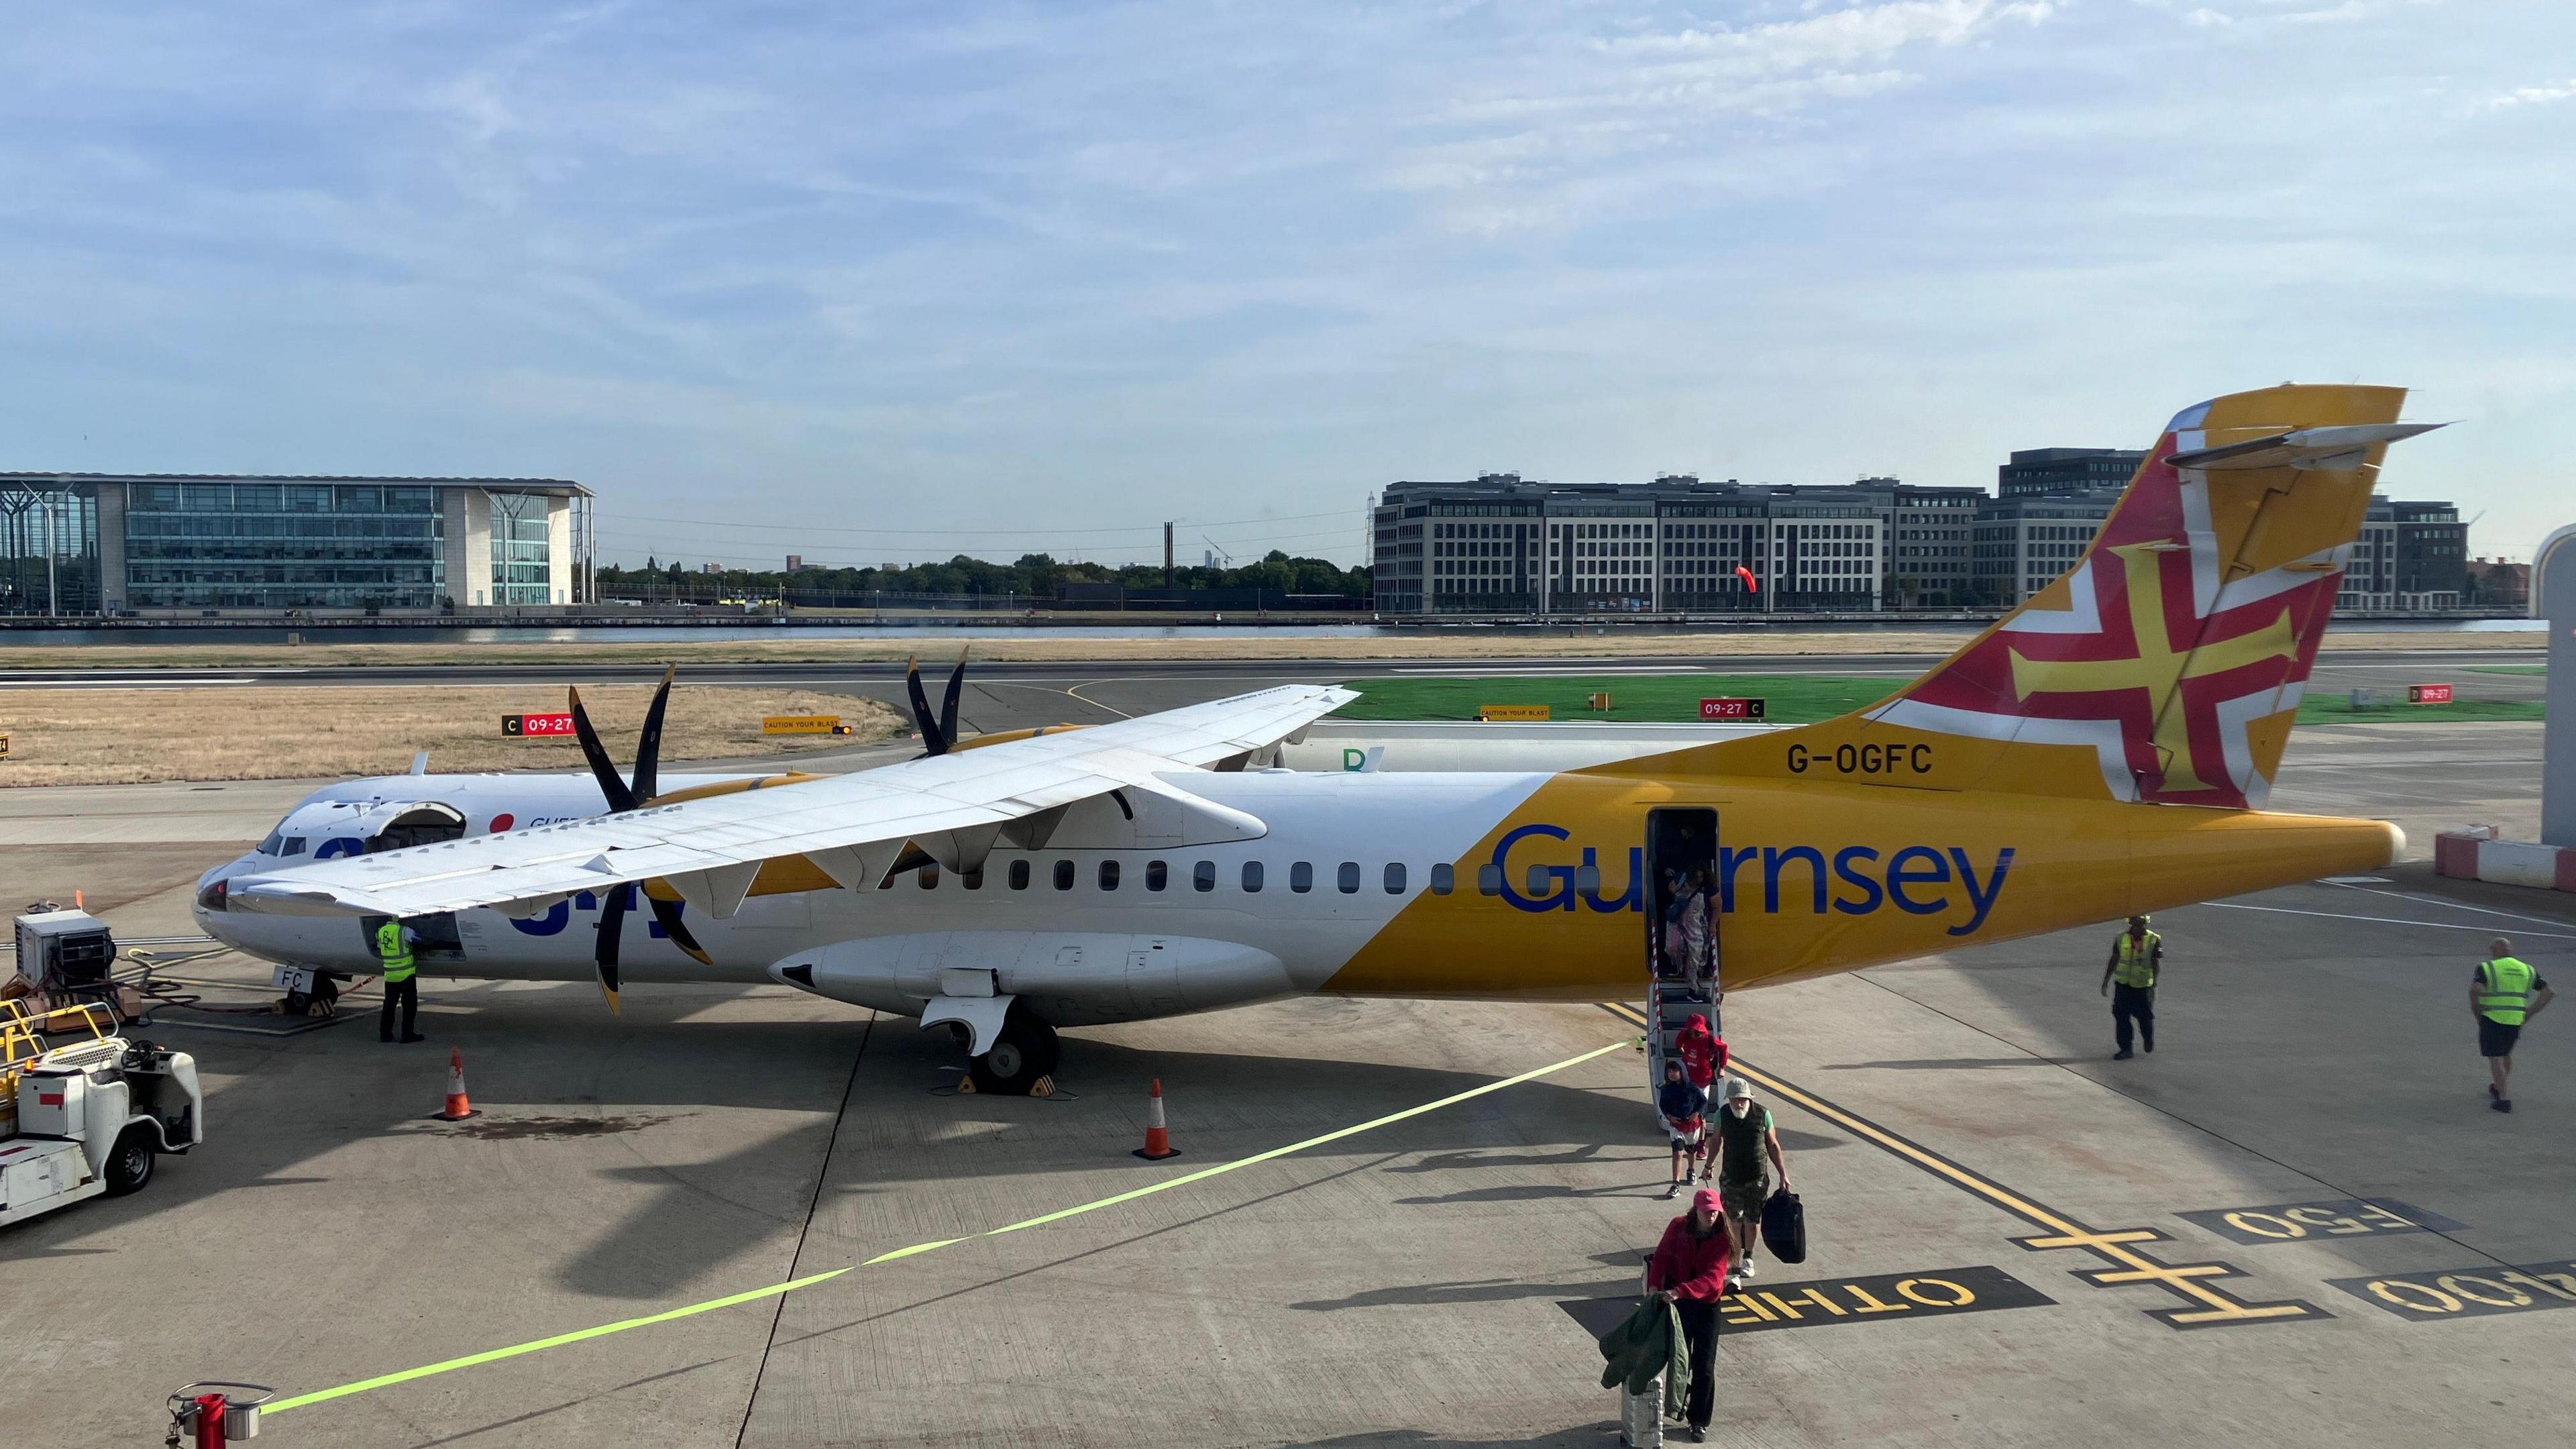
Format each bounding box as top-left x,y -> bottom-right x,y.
1132,1077 -> 1179,1160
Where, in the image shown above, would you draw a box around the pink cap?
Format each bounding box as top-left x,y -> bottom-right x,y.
1693,1187 -> 1721,1215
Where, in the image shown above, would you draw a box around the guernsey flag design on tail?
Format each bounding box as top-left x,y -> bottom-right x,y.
1615,384 -> 2439,809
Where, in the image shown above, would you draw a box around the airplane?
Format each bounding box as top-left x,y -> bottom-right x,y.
205,383 -> 2432,1094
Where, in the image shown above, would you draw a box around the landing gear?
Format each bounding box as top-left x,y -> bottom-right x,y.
965,1003 -> 1060,1095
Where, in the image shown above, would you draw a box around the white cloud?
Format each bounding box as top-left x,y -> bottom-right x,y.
2481,78 -> 2576,110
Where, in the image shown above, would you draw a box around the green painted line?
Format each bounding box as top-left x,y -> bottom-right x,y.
265,1036 -> 1630,1417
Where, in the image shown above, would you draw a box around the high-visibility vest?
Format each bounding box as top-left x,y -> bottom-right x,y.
2112,930 -> 2160,989
376,920 -> 416,983
2477,957 -> 2535,1026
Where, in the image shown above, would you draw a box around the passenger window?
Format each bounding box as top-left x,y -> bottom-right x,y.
1384,863 -> 1407,894
1291,861 -> 1313,894
918,864 -> 939,889
1146,859 -> 1167,892
1478,863 -> 1503,896
1010,859 -> 1030,890
1338,862 -> 1360,894
1053,859 -> 1075,891
1099,859 -> 1120,891
1525,864 -> 1552,894
1430,863 -> 1454,896
961,867 -> 983,891
1242,861 -> 1264,892
1193,861 -> 1216,892
1574,863 -> 1599,894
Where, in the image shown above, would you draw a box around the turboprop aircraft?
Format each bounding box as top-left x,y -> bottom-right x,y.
208,383 -> 2432,1093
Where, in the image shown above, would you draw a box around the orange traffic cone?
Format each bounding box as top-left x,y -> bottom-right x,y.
1132,1078 -> 1179,1160
439,1046 -> 475,1120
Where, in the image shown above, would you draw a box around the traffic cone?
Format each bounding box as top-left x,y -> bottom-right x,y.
1132,1078 -> 1179,1160
438,1046 -> 476,1120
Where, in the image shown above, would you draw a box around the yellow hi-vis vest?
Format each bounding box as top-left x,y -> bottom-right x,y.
2112,930 -> 2160,989
2477,956 -> 2535,1026
375,920 -> 416,983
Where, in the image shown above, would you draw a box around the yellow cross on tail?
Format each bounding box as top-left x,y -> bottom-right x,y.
2007,543 -> 2298,794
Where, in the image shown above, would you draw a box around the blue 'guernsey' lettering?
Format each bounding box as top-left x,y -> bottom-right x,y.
1493,824 -> 2015,936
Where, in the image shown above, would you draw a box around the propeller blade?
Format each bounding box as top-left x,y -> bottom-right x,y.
904,655 -> 946,755
938,651 -> 966,750
632,665 -> 675,804
645,889 -> 713,967
568,686 -> 637,812
592,885 -> 627,1014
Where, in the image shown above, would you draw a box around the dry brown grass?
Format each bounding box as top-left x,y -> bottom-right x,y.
0,686 -> 904,787
0,625 -> 2530,672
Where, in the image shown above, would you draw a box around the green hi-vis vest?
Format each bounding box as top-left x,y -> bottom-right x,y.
2477,957 -> 2535,1026
2112,930 -> 2160,989
375,920 -> 416,983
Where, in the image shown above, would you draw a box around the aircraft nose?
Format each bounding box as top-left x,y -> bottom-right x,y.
195,853 -> 262,917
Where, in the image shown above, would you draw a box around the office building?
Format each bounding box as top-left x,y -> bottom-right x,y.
0,474 -> 591,615
1836,477 -> 1986,607
1998,447 -> 2148,499
2339,497 -> 2467,612
1373,474 -> 1884,615
1972,490 -> 2121,605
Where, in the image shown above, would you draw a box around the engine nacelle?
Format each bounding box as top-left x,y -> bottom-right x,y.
768,931 -> 1295,1026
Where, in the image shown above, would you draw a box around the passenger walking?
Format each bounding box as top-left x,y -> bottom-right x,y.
2100,914 -> 2161,1060
2473,937 -> 2552,1113
1672,1013 -> 1727,1185
1713,1077 -> 1788,1283
1678,867 -> 1715,997
1657,1060 -> 1709,1198
1645,1186 -> 1732,1443
376,916 -> 426,1044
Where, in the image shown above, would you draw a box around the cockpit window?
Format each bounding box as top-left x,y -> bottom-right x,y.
282,837 -> 308,857
258,830 -> 284,855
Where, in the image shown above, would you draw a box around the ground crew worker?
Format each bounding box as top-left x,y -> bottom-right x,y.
1646,1186 -> 1731,1443
2473,937 -> 2552,1113
2100,914 -> 2161,1060
1658,1059 -> 1709,1198
1712,1077 -> 1787,1283
376,916 -> 425,1044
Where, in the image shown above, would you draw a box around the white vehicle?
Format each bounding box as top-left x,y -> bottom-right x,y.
0,1003 -> 205,1227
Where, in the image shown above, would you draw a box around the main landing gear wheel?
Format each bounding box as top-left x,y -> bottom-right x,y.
967,1004 -> 1061,1095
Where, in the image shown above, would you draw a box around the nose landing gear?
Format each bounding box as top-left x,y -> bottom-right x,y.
963,1002 -> 1061,1095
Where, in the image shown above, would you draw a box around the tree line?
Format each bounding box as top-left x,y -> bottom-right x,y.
596,549 -> 1373,604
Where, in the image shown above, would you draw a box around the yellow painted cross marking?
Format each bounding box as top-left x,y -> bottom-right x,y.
2006,543 -> 2297,793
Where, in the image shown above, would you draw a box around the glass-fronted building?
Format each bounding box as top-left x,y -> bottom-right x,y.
0,474 -> 590,615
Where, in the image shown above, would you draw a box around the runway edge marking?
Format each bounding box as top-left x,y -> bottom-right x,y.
262,1036 -> 1633,1417
1602,1003 -> 2325,1330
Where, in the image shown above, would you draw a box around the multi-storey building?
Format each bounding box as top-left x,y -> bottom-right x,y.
1998,447 -> 2148,498
1971,490 -> 2121,605
2339,497 -> 2467,612
1374,474 -> 1883,614
0,474 -> 590,615
1837,477 -> 1984,606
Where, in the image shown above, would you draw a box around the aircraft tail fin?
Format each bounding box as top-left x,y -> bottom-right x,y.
1619,384 -> 2439,806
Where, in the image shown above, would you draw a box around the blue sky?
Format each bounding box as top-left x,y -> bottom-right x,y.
4,2 -> 2569,569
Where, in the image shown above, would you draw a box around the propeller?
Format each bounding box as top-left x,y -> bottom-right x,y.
567,665 -> 712,1012
904,651 -> 969,756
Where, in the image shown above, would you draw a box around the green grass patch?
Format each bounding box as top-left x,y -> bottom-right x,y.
2467,665 -> 2547,676
1334,673 -> 1898,724
2298,696 -> 2544,723
1334,672 -> 2544,726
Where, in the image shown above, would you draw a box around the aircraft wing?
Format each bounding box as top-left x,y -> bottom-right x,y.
225,684 -> 1356,920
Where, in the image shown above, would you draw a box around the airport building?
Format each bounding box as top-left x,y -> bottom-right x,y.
0,474 -> 592,616
1971,490 -> 2123,604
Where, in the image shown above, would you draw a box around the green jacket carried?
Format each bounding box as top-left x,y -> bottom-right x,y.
1597,1297 -> 1690,1420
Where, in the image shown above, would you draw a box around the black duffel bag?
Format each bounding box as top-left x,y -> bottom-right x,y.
1760,1187 -> 1807,1264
